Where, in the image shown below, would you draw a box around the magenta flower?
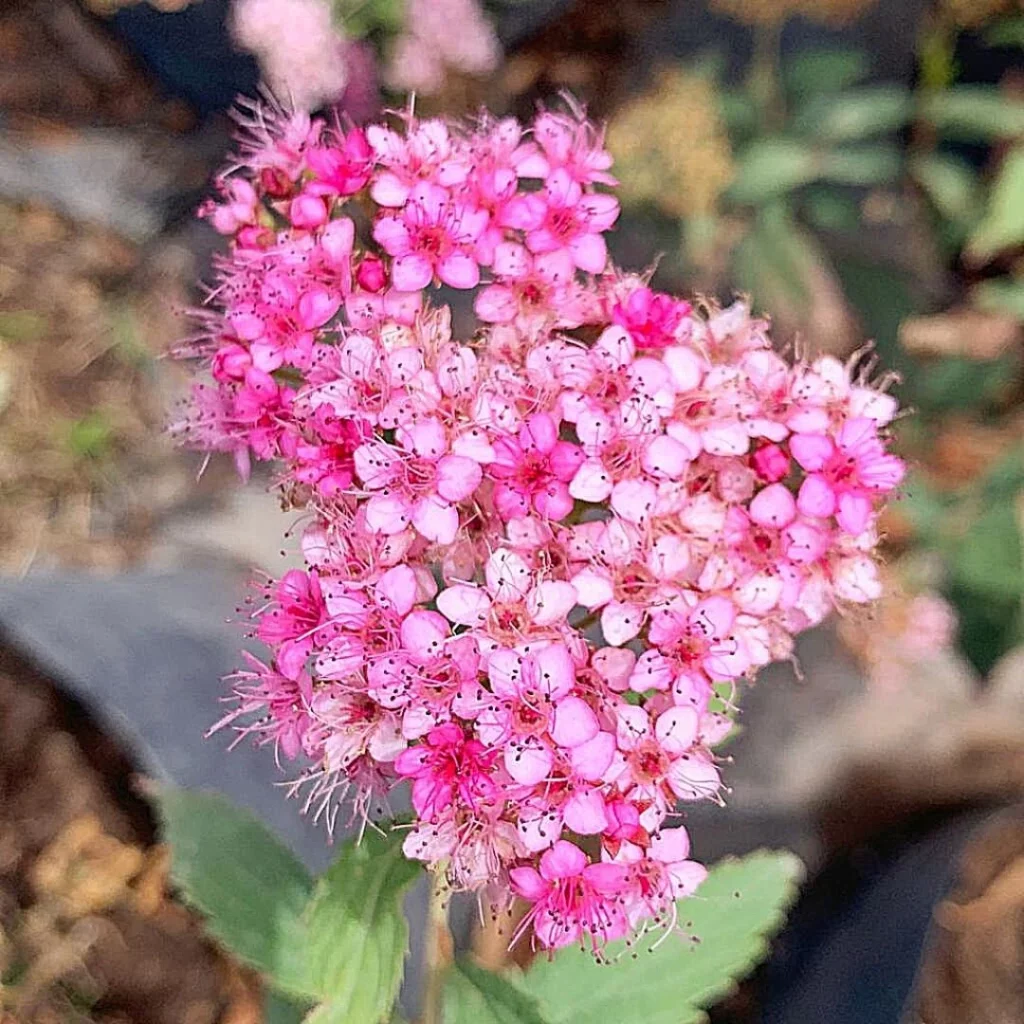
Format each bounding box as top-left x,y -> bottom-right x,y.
306,126 -> 374,197
510,840 -> 630,950
488,413 -> 584,521
394,722 -> 499,822
791,417 -> 906,534
611,285 -> 692,350
255,569 -> 328,680
179,101 -> 908,951
503,169 -> 619,274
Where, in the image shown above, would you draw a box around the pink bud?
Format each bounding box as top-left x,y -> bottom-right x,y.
753,443 -> 790,482
357,255 -> 387,292
289,194 -> 329,229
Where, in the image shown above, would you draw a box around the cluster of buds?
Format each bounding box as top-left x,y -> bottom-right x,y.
176,101 -> 904,952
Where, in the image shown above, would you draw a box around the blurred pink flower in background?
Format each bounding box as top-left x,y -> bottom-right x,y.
231,0 -> 350,111
386,0 -> 501,95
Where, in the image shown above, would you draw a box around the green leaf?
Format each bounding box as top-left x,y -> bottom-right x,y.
153,787 -> 316,998
972,278 -> 1024,319
896,472 -> 949,541
913,355 -> 1017,413
984,16 -> 1024,48
909,152 -> 982,229
727,139 -> 819,204
445,961 -> 550,1024
819,144 -> 902,186
919,87 -> 1024,142
0,309 -> 48,342
953,503 -> 1024,603
782,47 -> 869,97
521,851 -> 803,1024
263,991 -> 313,1024
733,203 -> 819,313
304,828 -> 421,1024
335,0 -> 405,37
968,145 -> 1024,260
67,413 -> 114,462
803,188 -> 861,232
792,87 -> 912,142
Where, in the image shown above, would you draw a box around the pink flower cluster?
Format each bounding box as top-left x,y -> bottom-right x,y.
179,102 -> 905,952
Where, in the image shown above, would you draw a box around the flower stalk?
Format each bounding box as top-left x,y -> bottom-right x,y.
421,870 -> 453,1024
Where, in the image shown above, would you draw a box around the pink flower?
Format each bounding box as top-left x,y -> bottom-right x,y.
395,722 -> 499,821
611,286 -> 692,350
616,826 -> 707,926
354,417 -> 482,544
791,417 -> 905,534
374,182 -> 488,290
511,840 -> 630,949
386,0 -> 500,96
613,703 -> 719,804
212,652 -> 314,761
648,595 -> 751,682
231,0 -> 350,112
503,169 -> 619,274
436,548 -> 578,633
255,569 -> 328,680
488,413 -> 584,521
517,110 -> 617,188
476,644 -> 598,785
306,126 -> 374,196
176,98 -> 908,952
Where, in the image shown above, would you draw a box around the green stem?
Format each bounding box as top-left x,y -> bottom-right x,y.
749,20 -> 785,134
420,870 -> 452,1024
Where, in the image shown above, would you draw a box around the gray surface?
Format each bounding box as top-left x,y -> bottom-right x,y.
0,570 -> 336,871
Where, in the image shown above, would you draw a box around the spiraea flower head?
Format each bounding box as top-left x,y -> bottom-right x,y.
179,97 -> 905,952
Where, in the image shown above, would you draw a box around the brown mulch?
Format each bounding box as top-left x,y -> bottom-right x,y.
0,639 -> 263,1024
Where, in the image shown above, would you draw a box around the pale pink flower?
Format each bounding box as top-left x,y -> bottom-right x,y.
354,417 -> 482,544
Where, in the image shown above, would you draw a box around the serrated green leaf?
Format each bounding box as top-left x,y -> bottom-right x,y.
968,145 -> 1024,260
153,787 -> 316,999
792,87 -> 912,142
445,961 -> 550,1024
521,851 -> 803,1024
919,87 -> 1024,142
910,152 -> 982,229
782,47 -> 869,96
304,829 -> 422,1023
820,144 -> 902,186
727,139 -> 819,205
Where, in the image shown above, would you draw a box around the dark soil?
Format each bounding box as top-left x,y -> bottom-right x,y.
0,637 -> 262,1024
